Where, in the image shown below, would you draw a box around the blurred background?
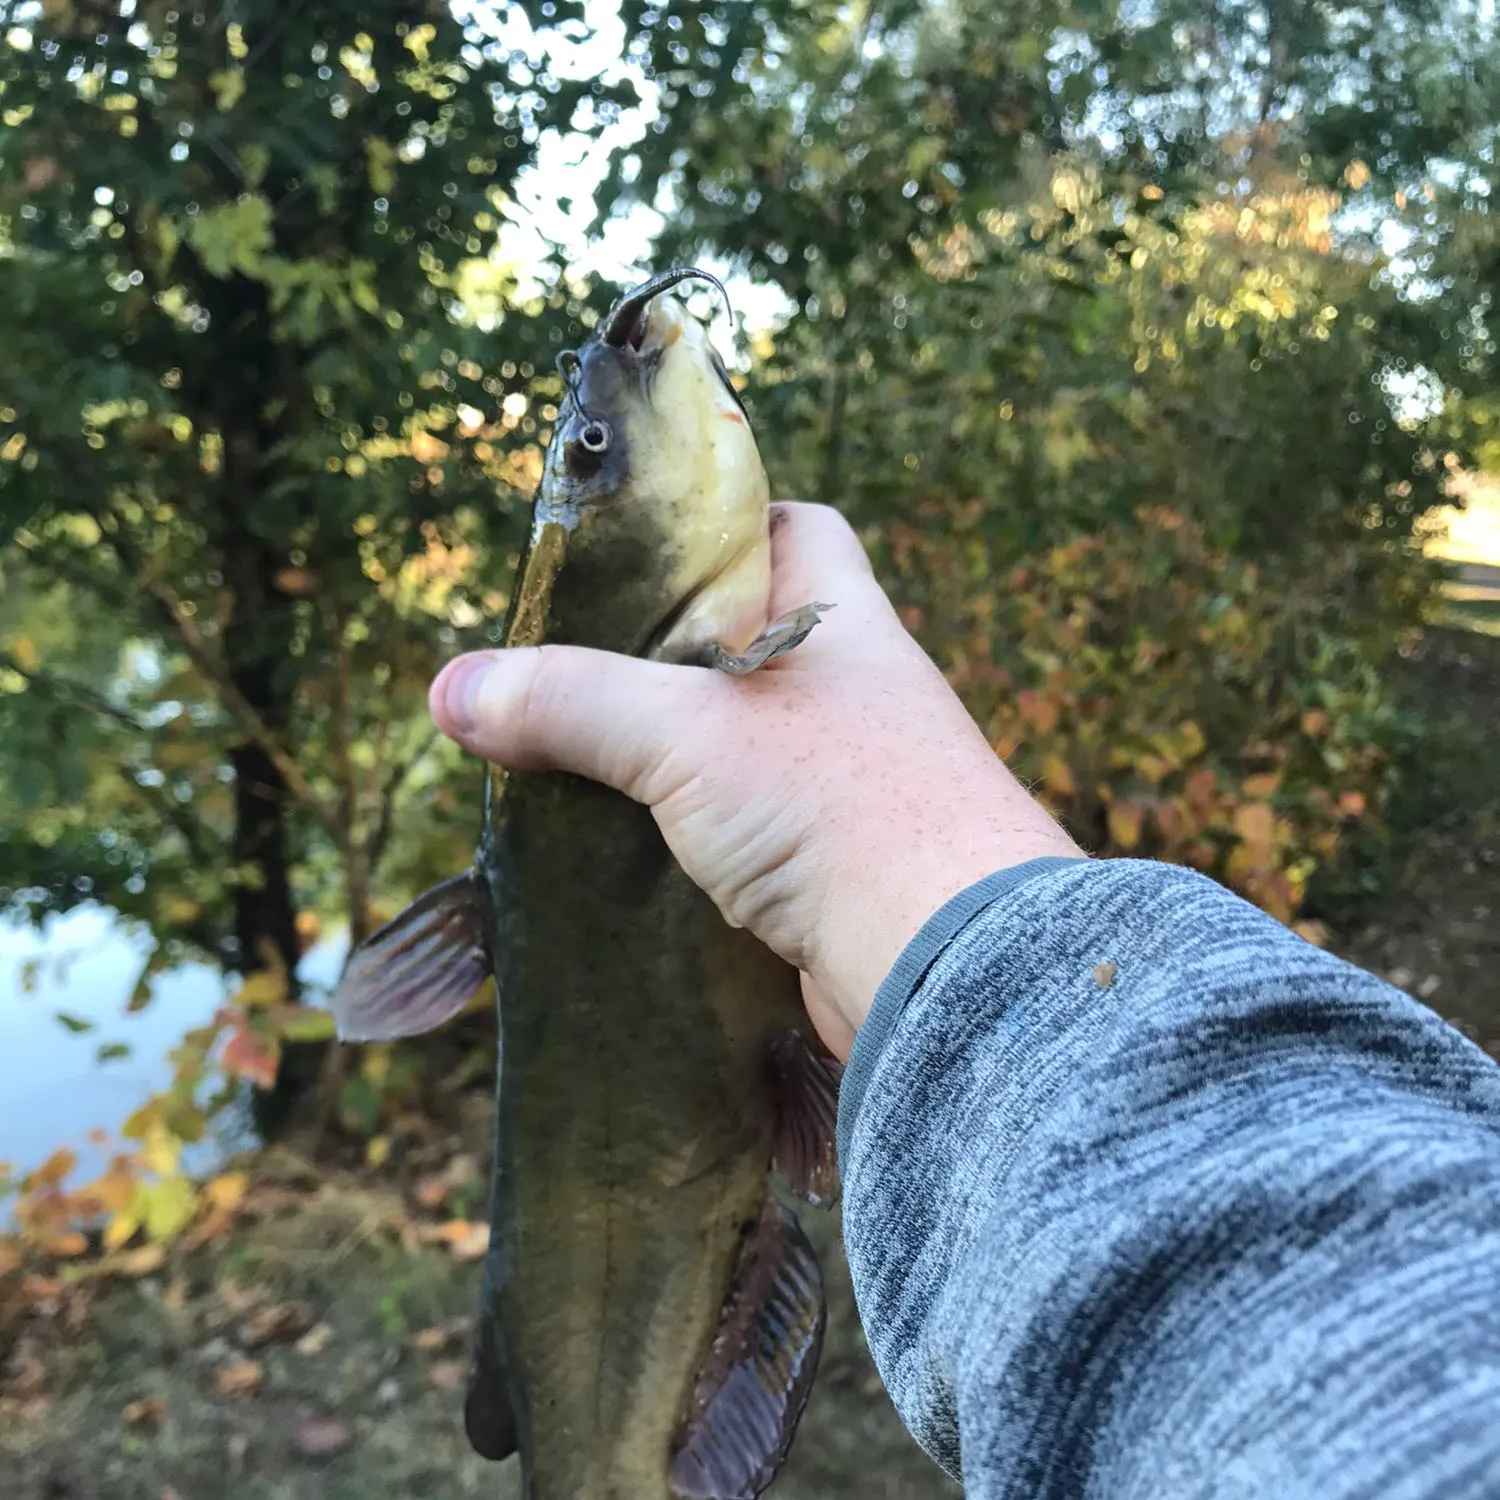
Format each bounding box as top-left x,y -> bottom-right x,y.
1,0 -> 1497,1494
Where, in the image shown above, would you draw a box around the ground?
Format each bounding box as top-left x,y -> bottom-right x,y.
2,1131 -> 957,1500
3,626 -> 1497,1500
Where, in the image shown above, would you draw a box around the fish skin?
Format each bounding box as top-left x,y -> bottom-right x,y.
333,271 -> 837,1500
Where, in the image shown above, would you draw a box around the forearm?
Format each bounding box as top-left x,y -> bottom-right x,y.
839,858 -> 1500,1500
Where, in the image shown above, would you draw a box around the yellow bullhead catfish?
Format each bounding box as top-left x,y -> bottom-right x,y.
330,268 -> 843,1500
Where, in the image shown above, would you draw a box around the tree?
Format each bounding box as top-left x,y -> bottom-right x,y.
0,1 -> 632,1001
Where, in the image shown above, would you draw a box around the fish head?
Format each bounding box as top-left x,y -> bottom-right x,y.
526,268 -> 774,661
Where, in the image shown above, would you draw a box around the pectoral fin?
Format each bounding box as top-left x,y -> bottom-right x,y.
669,1199 -> 826,1500
709,602 -> 832,677
769,1030 -> 843,1209
328,870 -> 490,1042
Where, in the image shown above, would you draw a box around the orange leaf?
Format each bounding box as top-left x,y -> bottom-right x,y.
1337,790 -> 1367,817
1242,773 -> 1281,800
123,1398 -> 165,1425
1300,709 -> 1330,737
204,1172 -> 249,1212
45,1231 -> 88,1259
113,1243 -> 166,1277
1017,690 -> 1061,736
222,1021 -> 280,1091
216,1360 -> 263,1399
31,1149 -> 77,1188
1232,802 -> 1275,866
0,1237 -> 22,1276
436,1220 -> 489,1262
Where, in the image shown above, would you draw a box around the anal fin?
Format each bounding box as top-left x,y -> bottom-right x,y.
769,1030 -> 843,1209
670,1198 -> 826,1500
329,870 -> 490,1042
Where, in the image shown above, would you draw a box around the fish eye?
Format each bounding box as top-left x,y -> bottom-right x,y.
578,419 -> 611,453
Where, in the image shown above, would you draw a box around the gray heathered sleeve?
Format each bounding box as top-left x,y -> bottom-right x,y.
838,857 -> 1500,1500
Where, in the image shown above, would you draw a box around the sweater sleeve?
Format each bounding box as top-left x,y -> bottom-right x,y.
838,856 -> 1500,1500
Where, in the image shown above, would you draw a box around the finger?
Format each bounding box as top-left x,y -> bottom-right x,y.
429,645 -> 705,805
766,501 -> 884,620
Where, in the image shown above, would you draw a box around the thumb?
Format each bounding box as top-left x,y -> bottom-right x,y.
429,644 -> 702,805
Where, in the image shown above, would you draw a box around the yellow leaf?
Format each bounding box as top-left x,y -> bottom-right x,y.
7,633 -> 38,671
121,1100 -> 161,1141
1040,755 -> 1076,799
204,1172 -> 249,1211
210,67 -> 245,111
1242,772 -> 1281,800
367,1135 -> 391,1167
233,968 -> 287,1009
1107,804 -> 1143,851
141,1124 -> 180,1178
1177,721 -> 1206,761
142,1176 -> 198,1242
103,1209 -> 140,1251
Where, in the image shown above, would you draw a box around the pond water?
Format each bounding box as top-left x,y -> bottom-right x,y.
0,906 -> 348,1218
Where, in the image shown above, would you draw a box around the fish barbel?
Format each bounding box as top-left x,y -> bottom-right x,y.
331,268 -> 841,1500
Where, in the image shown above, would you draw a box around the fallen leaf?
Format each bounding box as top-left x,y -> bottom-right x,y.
123,1397 -> 165,1425
114,1243 -> 167,1278
1092,961 -> 1118,991
204,1172 -> 249,1212
407,1315 -> 470,1354
241,1300 -> 315,1349
413,1176 -> 447,1210
292,1415 -> 351,1460
439,1220 -> 489,1262
295,1322 -> 334,1356
426,1358 -> 466,1391
216,1359 -> 263,1399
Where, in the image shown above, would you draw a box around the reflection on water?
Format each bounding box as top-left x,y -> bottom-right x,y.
0,905 -> 348,1217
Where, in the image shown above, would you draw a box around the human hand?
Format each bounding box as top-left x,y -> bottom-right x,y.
428,501 -> 1082,1059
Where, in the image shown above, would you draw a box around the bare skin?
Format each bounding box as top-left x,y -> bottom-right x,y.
429,500 -> 1083,1061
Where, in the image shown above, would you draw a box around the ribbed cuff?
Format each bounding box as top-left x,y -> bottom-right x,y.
835,855 -> 1088,1169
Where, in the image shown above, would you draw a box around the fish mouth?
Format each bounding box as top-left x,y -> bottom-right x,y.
602,267 -> 733,353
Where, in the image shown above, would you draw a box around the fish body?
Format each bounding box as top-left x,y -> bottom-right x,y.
333,270 -> 840,1500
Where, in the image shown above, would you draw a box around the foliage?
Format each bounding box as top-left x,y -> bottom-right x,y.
5,0 -> 1500,1264
0,0 -> 629,982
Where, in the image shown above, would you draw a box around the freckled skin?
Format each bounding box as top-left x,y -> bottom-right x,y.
471,292 -> 822,1500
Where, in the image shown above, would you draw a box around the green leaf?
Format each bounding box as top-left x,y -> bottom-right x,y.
96,1041 -> 132,1063
55,1011 -> 96,1034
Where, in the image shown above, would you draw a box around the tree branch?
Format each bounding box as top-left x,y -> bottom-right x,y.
364,725 -> 442,870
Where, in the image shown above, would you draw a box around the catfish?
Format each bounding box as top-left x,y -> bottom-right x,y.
330,268 -> 843,1500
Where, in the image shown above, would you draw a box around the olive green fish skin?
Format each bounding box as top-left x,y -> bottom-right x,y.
462,279 -> 828,1499
475,771 -> 809,1500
